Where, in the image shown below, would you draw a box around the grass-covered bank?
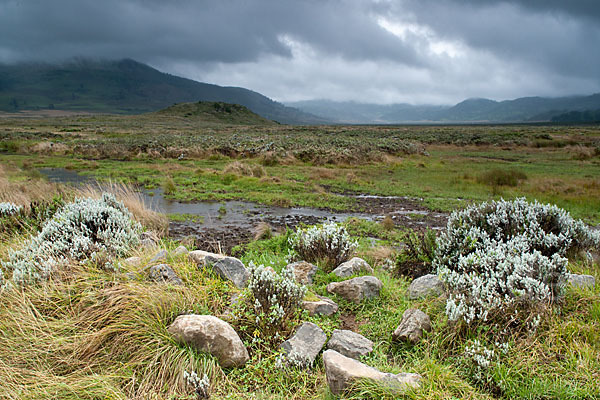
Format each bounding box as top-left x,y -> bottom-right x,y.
1,116 -> 599,223
1,171 -> 598,399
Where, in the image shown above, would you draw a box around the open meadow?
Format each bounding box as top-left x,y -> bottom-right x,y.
0,112 -> 599,400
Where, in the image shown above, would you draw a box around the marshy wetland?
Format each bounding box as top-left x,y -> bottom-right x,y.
0,112 -> 599,400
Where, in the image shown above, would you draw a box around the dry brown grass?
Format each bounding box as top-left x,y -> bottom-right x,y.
380,215 -> 395,231
0,164 -> 68,209
0,260 -> 227,399
363,245 -> 397,266
252,221 -> 273,241
223,161 -> 266,178
310,167 -> 336,180
77,182 -> 169,237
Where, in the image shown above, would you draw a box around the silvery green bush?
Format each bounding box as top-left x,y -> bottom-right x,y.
234,263 -> 306,346
2,193 -> 141,284
0,202 -> 22,217
288,222 -> 357,271
435,198 -> 599,325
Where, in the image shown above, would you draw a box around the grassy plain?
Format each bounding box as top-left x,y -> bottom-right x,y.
1,114 -> 599,222
0,113 -> 599,399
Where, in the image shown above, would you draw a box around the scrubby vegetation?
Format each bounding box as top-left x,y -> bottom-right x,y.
0,115 -> 599,399
3,193 -> 141,284
435,198 -> 599,328
289,222 -> 357,271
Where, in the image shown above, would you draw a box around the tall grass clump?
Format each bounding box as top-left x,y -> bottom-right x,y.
435,198 -> 600,328
2,193 -> 141,284
477,169 -> 527,187
288,222 -> 357,271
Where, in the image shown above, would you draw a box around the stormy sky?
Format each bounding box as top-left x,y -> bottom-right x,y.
1,0 -> 599,105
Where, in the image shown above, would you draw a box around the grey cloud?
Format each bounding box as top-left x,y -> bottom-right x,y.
0,0 -> 418,65
0,0 -> 599,104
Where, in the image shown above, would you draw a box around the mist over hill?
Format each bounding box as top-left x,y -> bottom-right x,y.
0,59 -> 325,124
288,94 -> 600,124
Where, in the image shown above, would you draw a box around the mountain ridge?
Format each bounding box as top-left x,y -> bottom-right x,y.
0,58 -> 326,124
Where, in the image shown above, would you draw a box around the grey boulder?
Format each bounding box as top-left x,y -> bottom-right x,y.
149,249 -> 168,264
323,349 -> 422,395
190,251 -> 249,288
280,322 -> 327,369
392,308 -> 432,344
302,295 -> 339,316
172,245 -> 189,257
408,274 -> 444,299
286,261 -> 318,285
332,257 -> 373,278
123,256 -> 142,267
327,329 -> 373,359
566,273 -> 596,289
168,314 -> 249,368
149,264 -> 183,285
327,276 -> 383,303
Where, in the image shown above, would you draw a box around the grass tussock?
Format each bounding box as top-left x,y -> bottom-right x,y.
0,164 -> 67,209
223,161 -> 266,178
77,182 -> 169,237
0,258 -> 229,400
253,221 -> 273,241
477,169 -> 527,187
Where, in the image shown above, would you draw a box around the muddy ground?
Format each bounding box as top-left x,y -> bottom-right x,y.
170,195 -> 448,255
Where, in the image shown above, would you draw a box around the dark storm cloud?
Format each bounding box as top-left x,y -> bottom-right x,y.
1,0 -> 599,103
0,0 -> 418,65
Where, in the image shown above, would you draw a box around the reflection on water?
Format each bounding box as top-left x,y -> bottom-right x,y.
38,167 -> 373,229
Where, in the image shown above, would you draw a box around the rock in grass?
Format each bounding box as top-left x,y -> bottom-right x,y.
327,329 -> 373,359
332,257 -> 373,278
408,274 -> 444,299
280,322 -> 327,369
392,308 -> 432,344
172,245 -> 189,257
302,295 -> 339,316
566,273 -> 596,289
286,261 -> 318,285
189,250 -> 249,288
323,349 -> 422,395
168,314 -> 249,368
327,276 -> 383,303
123,256 -> 142,267
149,249 -> 168,264
189,250 -> 226,265
149,264 -> 183,285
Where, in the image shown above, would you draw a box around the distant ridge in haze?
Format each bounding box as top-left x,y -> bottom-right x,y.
288,94 -> 600,123
0,59 -> 326,124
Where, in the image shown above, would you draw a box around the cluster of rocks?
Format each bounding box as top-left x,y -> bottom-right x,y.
135,241 -> 596,397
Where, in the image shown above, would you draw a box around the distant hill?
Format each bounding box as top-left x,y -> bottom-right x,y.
0,59 -> 325,124
288,94 -> 600,123
550,109 -> 600,123
155,101 -> 274,125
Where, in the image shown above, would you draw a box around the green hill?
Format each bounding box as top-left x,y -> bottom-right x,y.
155,101 -> 275,125
0,59 -> 325,124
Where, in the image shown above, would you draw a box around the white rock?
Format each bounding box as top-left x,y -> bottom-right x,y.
323,349 -> 421,395
408,274 -> 444,299
168,314 -> 249,368
332,257 -> 374,278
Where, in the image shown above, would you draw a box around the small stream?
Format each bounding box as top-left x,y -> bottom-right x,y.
39,167 -> 447,252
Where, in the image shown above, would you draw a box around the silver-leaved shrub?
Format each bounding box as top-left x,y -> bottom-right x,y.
3,193 -> 141,284
288,222 -> 357,271
234,263 -> 306,346
435,198 -> 599,326
0,202 -> 22,217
